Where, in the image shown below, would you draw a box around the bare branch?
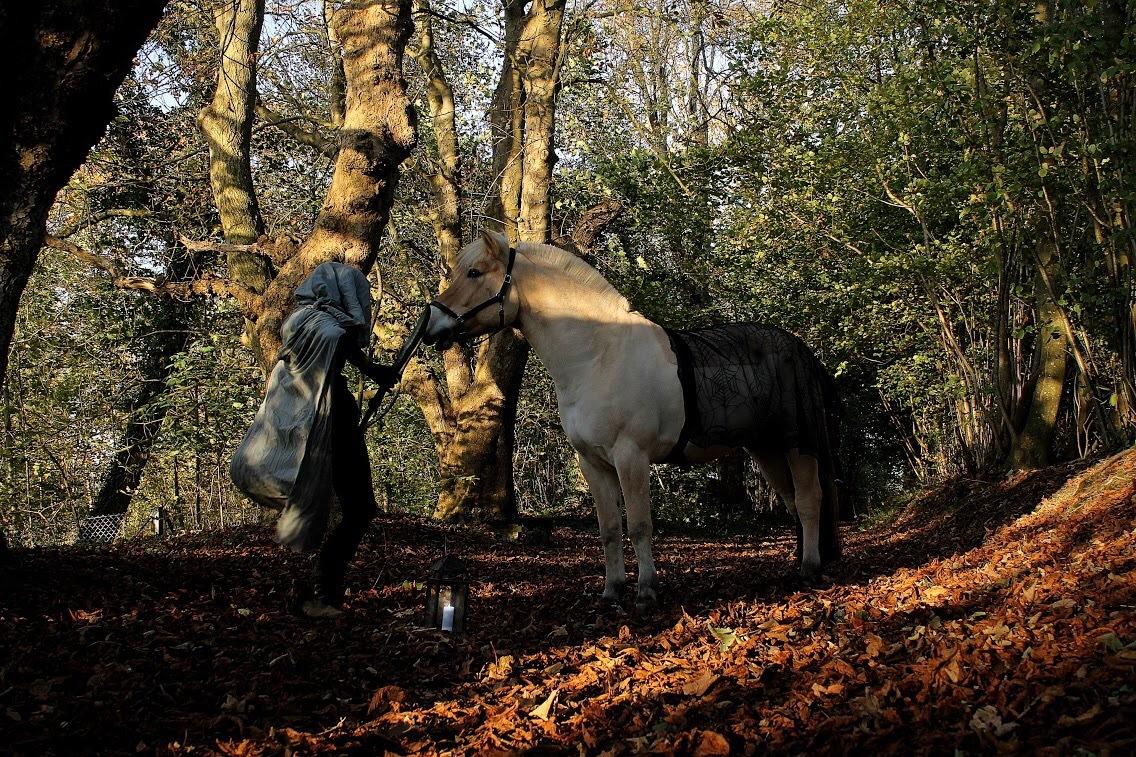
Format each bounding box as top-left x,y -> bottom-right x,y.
177,234 -> 262,256
43,235 -> 261,317
43,234 -> 124,277
177,233 -> 297,267
255,103 -> 338,159
52,208 -> 154,239
419,4 -> 501,47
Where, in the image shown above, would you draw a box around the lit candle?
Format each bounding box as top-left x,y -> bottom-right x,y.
441,604 -> 455,631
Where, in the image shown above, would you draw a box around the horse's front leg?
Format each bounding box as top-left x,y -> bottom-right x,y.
579,455 -> 626,606
614,446 -> 658,613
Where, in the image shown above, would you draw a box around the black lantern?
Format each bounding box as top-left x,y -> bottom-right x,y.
425,554 -> 469,633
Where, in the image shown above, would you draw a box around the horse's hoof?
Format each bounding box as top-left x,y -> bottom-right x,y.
634,594 -> 659,615
596,595 -> 625,614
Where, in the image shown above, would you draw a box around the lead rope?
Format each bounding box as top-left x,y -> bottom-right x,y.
363,386 -> 403,433
360,305 -> 432,430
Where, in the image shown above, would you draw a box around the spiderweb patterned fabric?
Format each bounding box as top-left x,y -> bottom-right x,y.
664,323 -> 838,467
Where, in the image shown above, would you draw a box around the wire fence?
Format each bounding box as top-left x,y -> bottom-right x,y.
11,503 -> 270,548
76,513 -> 127,543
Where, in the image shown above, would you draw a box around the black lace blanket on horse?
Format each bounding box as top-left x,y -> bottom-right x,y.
663,323 -> 839,467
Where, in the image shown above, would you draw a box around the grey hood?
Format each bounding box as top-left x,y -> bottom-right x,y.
294,262 -> 373,347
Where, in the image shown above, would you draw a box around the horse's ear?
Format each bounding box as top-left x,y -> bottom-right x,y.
480,229 -> 508,261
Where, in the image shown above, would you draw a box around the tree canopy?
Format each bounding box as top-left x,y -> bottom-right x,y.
1,0 -> 1133,543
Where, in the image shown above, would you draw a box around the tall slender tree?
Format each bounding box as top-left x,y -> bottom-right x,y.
198,0 -> 271,294
401,0 -> 572,521
1009,244 -> 1068,469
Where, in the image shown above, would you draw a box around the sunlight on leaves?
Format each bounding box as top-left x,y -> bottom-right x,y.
529,689 -> 559,721
707,621 -> 738,652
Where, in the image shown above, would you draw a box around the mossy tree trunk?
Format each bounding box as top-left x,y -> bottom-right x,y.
251,0 -> 417,367
1009,243 -> 1069,470
402,0 -> 567,523
198,0 -> 267,256
198,0 -> 272,362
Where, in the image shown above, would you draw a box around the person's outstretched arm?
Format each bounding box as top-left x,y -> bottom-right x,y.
340,336 -> 399,387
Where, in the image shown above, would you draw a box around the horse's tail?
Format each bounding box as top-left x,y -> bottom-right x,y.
818,370 -> 845,563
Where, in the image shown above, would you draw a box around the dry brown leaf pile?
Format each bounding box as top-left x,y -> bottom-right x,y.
2,450 -> 1133,754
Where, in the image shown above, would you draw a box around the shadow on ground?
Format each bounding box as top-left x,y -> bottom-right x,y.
0,451 -> 1132,754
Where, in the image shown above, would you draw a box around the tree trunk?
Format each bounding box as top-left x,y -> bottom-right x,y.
410,0 -> 521,521
91,284 -> 193,514
323,0 -> 347,129
686,3 -> 709,148
403,0 -> 566,523
486,0 -> 528,242
1009,243 -> 1069,469
198,0 -> 271,362
199,0 -> 267,255
429,0 -> 567,522
429,0 -> 534,522
412,0 -> 461,267
251,0 -> 417,369
516,0 -> 565,245
434,347 -> 529,520
0,0 -> 170,391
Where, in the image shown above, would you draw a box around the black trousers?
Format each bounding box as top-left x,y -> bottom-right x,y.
311,377 -> 377,602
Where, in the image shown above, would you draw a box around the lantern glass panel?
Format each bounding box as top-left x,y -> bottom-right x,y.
424,555 -> 469,632
426,582 -> 439,624
450,582 -> 468,633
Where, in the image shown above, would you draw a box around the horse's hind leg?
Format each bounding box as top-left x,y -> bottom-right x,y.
612,444 -> 658,613
579,454 -> 626,606
787,449 -> 823,580
748,449 -> 800,564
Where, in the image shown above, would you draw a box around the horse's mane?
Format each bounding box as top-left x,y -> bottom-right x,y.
517,242 -> 631,312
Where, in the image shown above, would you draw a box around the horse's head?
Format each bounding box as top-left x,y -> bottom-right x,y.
424,230 -> 520,349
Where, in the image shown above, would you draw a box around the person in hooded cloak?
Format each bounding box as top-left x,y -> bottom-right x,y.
231,262 -> 396,619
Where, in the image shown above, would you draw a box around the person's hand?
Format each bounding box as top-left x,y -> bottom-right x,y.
367,363 -> 399,388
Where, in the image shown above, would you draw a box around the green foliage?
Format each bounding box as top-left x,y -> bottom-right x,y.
5,0 -> 1135,544
553,0 -> 1136,523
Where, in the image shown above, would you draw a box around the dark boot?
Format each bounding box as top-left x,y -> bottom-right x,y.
300,571 -> 344,619
300,598 -> 344,619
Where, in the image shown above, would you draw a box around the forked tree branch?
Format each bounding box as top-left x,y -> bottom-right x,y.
255,103 -> 338,159
43,235 -> 261,317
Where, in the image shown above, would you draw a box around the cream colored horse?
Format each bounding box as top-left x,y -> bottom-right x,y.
424,231 -> 840,611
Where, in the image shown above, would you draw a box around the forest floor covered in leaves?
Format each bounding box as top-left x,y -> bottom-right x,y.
2,449 -> 1135,755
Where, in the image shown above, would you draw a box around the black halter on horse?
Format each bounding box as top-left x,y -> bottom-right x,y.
428,245 -> 517,343
359,246 -> 517,430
